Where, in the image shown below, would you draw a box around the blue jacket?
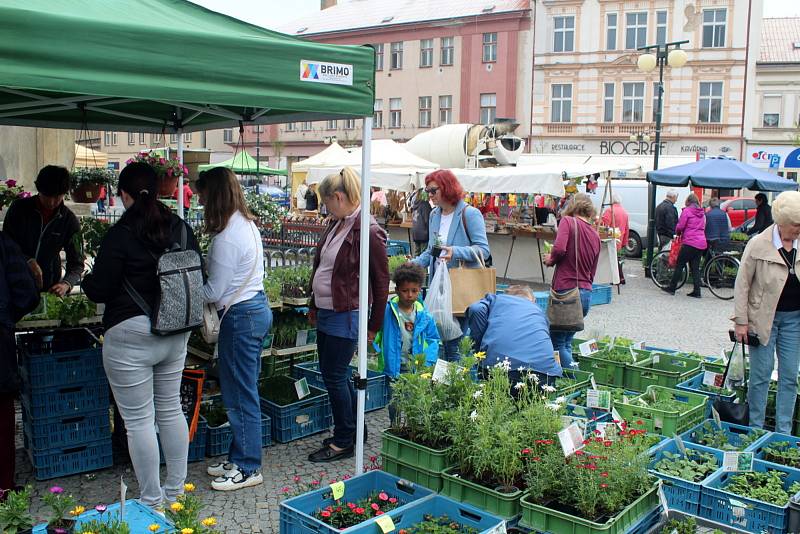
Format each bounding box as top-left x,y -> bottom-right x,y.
705,207 -> 730,243
374,297 -> 441,378
413,200 -> 490,274
467,293 -> 562,377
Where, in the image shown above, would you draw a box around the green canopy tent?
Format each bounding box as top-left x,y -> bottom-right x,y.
198,151 -> 287,176
0,0 -> 377,473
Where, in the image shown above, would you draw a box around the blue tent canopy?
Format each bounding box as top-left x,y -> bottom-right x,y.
647,158 -> 798,192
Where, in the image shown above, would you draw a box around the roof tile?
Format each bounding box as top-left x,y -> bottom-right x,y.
760,17 -> 800,63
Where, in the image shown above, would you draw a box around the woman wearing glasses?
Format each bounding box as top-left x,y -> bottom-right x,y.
413,169 -> 490,360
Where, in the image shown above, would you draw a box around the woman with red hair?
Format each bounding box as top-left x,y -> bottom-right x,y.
413,169 -> 490,360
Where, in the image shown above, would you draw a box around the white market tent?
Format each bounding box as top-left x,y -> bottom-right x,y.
291,142 -> 351,172
517,153 -> 697,178
452,166 -> 565,197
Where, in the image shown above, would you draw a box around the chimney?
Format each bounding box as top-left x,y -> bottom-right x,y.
321,0 -> 336,9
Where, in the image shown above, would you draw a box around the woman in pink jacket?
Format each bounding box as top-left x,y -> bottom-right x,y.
663,193 -> 707,297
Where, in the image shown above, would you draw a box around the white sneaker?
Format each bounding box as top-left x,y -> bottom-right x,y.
207,462 -> 238,477
211,469 -> 263,492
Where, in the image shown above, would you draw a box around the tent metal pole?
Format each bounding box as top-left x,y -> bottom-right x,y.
354,116 -> 373,475
177,108 -> 184,220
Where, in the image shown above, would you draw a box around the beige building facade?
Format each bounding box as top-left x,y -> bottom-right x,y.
531,0 -> 763,160
0,126 -> 74,190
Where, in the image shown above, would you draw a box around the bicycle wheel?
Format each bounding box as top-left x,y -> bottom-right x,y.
705,255 -> 739,300
651,251 -> 687,290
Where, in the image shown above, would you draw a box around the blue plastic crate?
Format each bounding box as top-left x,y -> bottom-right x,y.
387,239 -> 411,255
17,329 -> 105,389
22,407 -> 110,451
261,385 -> 332,444
21,377 -> 109,419
280,470 -> 435,534
293,362 -> 390,412
680,419 -> 772,453
563,405 -> 611,436
591,283 -> 613,306
31,499 -> 173,533
625,504 -> 663,534
347,495 -> 505,534
676,373 -> 737,418
26,438 -> 112,480
751,432 -> 800,469
533,290 -> 549,311
648,439 -> 724,515
700,459 -> 800,533
204,401 -> 273,456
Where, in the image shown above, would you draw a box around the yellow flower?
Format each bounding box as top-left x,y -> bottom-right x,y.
183,483 -> 195,492
170,502 -> 184,512
83,531 -> 96,534
474,351 -> 486,361
420,373 -> 432,380
69,505 -> 86,516
181,529 -> 194,534
201,517 -> 217,527
148,526 -> 161,533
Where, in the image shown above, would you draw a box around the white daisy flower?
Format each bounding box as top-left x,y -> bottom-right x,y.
555,396 -> 567,405
541,384 -> 556,393
514,382 -> 526,390
569,361 -> 580,368
545,403 -> 561,411
473,390 -> 483,399
469,410 -> 478,421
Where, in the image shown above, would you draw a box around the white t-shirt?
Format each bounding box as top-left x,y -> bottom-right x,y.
203,211 -> 265,310
438,212 -> 455,256
295,183 -> 308,210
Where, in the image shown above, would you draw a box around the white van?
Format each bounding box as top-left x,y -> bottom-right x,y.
587,179 -> 692,257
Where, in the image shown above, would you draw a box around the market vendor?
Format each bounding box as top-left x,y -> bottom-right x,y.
4,165 -> 83,296
466,285 -> 561,384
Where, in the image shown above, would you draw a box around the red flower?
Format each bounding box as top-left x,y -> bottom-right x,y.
355,507 -> 365,515
600,483 -> 609,488
376,511 -> 384,515
388,497 -> 398,504
521,448 -> 531,455
582,439 -> 591,445
311,480 -> 320,486
293,476 -> 301,482
532,457 -> 541,462
595,437 -> 604,443
612,419 -> 619,424
347,503 -> 356,509
636,420 -> 644,425
281,487 -> 290,493
575,450 -> 585,456
378,492 -> 389,501
586,463 -> 597,470
321,510 -> 331,518
600,472 -> 609,477
336,507 -> 342,512
594,429 -> 601,435
603,440 -> 613,447
370,456 -> 377,463
371,503 -> 380,511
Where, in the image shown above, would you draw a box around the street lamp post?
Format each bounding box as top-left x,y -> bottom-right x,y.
639,39 -> 689,278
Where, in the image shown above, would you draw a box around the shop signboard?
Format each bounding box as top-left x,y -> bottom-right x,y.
747,145 -> 800,169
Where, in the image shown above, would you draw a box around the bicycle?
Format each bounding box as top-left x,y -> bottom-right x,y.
650,242 -> 740,300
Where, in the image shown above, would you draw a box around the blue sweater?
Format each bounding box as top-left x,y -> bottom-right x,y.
705,207 -> 730,243
374,297 -> 441,378
413,200 -> 490,274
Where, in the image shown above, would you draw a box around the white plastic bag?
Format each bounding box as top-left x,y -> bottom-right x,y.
726,342 -> 746,387
424,260 -> 462,341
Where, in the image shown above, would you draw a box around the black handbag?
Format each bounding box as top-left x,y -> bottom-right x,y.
712,342 -> 749,426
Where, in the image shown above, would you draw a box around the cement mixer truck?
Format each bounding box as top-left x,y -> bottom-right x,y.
404,121 -> 525,169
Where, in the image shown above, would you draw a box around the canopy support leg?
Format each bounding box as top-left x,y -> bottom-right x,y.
177,108 -> 184,219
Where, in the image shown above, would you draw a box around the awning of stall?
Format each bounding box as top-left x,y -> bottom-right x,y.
73,144 -> 108,169
518,153 -> 696,178
647,158 -> 799,191
198,151 -> 286,176
292,142 -> 351,172
451,166 -> 565,197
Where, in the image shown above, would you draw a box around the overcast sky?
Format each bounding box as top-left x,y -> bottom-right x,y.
190,0 -> 799,31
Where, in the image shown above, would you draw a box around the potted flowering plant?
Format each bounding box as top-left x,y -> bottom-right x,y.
0,179 -> 30,210
42,486 -> 78,533
74,505 -> 131,534
245,190 -> 285,232
164,483 -> 220,533
313,491 -> 401,530
127,151 -> 188,196
70,167 -> 116,203
0,485 -> 34,534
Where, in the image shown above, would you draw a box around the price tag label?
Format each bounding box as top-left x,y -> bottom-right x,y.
611,407 -> 624,429
294,378 -> 310,400
590,375 -> 598,390
723,452 -> 754,472
329,481 -> 345,500
558,422 -> 585,457
586,389 -> 611,410
633,341 -> 646,351
579,339 -> 600,357
120,477 -> 128,520
673,433 -> 687,455
375,514 -> 396,533
703,371 -> 724,388
595,422 -> 614,439
657,480 -> 670,515
295,329 -> 309,347
652,354 -> 660,364
711,405 -> 722,428
432,359 -> 454,384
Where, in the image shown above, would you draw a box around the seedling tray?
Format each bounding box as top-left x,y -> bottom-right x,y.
614,386 -> 707,436
648,439 -> 724,515
624,353 -> 701,391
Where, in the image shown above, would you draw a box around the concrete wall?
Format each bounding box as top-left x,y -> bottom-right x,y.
0,126 -> 75,190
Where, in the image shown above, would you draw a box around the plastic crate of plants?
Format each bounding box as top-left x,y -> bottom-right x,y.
577,344 -> 649,387
680,419 -> 771,453
624,353 -> 701,391
22,407 -> 110,451
614,386 -> 707,436
676,373 -> 737,417
567,386 -> 640,422
751,432 -> 800,470
590,283 -> 612,305
648,439 -> 724,515
18,328 -> 105,388
699,459 -> 800,533
25,438 -> 113,480
382,454 -> 446,492
259,375 -> 332,443
292,362 -> 389,412
21,377 -> 110,419
201,396 -> 273,456
551,368 -> 593,397
279,470 -> 435,534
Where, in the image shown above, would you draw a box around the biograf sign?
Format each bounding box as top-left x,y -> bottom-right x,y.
300,60 -> 353,86
748,145 -> 800,169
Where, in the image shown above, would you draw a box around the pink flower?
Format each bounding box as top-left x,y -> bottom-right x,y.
49,486 -> 63,494
388,497 -> 397,504
375,510 -> 384,515
5,179 -> 16,187
378,492 -> 388,501
19,192 -> 31,198
281,487 -> 290,493
166,168 -> 173,177
311,480 -> 319,486
371,503 -> 380,511
355,507 -> 365,515
159,158 -> 166,165
95,505 -> 107,513
321,510 -> 331,518
126,159 -> 134,165
293,476 -> 300,482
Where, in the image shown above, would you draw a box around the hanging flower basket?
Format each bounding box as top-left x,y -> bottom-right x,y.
70,167 -> 116,203
72,182 -> 102,203
126,150 -> 188,197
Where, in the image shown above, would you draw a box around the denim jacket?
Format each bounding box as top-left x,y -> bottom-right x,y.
413,200 -> 490,274
374,297 -> 440,378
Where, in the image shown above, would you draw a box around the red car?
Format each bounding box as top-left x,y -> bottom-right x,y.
720,197 -> 757,228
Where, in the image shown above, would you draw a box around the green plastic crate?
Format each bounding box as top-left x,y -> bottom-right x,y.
440,466 -> 522,520
614,386 -> 708,436
382,453 -> 444,492
578,346 -> 650,388
552,369 -> 593,398
624,354 -> 702,391
380,429 -> 453,473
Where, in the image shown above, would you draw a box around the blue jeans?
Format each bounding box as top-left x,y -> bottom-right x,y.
317,330 -> 357,448
549,288 -> 592,370
217,292 -> 271,475
442,317 -> 467,362
748,310 -> 800,433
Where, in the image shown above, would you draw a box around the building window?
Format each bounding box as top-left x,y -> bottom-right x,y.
551,84 -> 572,123
603,83 -> 615,122
343,119 -> 355,130
482,32 -> 497,62
625,12 -> 648,50
103,132 -> 112,145
606,13 -> 617,51
223,129 -> 233,142
762,95 -> 781,127
479,93 -> 496,124
656,11 -> 667,44
183,132 -> 192,142
301,122 -> 312,131
698,81 -> 723,123
622,82 -> 645,122
440,37 -> 454,66
326,119 -> 337,130
439,95 -> 453,125
286,122 -> 296,132
374,99 -> 383,128
390,41 -> 403,69
169,133 -> 178,143
128,132 -> 136,145
702,9 -> 726,48
138,132 -> 145,144
375,43 -> 384,70
553,16 -> 575,53
389,98 -> 402,128
150,133 -> 159,145
253,125 -> 263,133
652,82 -> 661,122
420,39 -> 433,67
418,96 -> 432,128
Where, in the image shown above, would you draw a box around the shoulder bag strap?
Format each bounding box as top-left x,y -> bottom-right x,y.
461,207 -> 484,262
123,278 -> 153,317
220,223 -> 261,321
573,216 -> 580,288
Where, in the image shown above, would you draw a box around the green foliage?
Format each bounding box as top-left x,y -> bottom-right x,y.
597,345 -> 636,363
313,491 -> 400,530
763,441 -> 800,469
389,255 -> 409,278
660,517 -> 698,534
0,485 -> 34,534
75,217 -> 112,259
60,294 -> 95,326
730,231 -> 749,242
269,265 -> 312,299
245,190 -> 285,232
725,470 -> 800,506
263,276 -> 282,303
271,312 -> 314,348
633,388 -> 686,412
75,514 -> 132,534
689,421 -> 766,451
0,179 -> 30,210
654,450 -> 718,482
165,487 -> 221,534
200,401 -> 228,428
70,167 -> 117,188
397,514 -> 479,534
42,487 -> 76,526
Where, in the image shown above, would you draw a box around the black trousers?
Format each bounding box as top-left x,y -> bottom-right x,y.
670,244 -> 704,293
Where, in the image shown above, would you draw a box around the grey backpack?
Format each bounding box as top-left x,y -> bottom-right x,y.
123,224 -> 204,336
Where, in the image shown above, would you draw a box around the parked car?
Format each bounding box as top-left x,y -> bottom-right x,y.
720,196 -> 757,228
